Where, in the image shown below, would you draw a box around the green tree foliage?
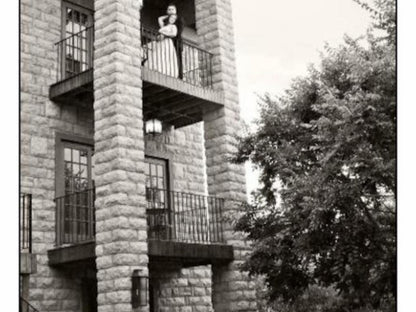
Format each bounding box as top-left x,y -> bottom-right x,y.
233,1 -> 396,310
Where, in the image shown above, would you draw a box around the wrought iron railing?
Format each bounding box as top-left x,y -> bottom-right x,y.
55,26 -> 94,82
20,297 -> 39,312
20,193 -> 32,253
55,189 -> 95,246
54,187 -> 226,247
54,25 -> 214,89
146,188 -> 225,244
141,26 -> 214,88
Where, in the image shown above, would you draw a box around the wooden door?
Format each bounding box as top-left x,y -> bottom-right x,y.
145,157 -> 171,239
61,142 -> 94,243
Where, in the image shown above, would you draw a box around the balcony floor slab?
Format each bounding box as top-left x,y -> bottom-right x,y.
49,69 -> 94,107
142,68 -> 224,128
48,240 -> 233,267
48,240 -> 95,267
148,240 -> 234,266
49,67 -> 224,129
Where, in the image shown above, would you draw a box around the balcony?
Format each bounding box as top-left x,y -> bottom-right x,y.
49,26 -> 94,107
48,188 -> 233,267
20,193 -> 37,275
49,26 -> 224,128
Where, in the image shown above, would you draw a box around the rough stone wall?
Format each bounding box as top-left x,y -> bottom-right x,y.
195,0 -> 259,311
145,124 -> 205,194
145,124 -> 214,312
93,0 -> 149,311
20,0 -> 94,311
150,262 -> 213,312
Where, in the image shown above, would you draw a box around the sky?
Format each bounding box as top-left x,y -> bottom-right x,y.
230,0 -> 373,195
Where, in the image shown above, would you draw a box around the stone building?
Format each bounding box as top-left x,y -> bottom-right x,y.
20,0 -> 258,311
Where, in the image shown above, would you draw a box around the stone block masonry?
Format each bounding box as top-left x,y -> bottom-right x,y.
145,123 -> 213,312
145,123 -> 206,195
196,0 -> 259,311
21,0 -> 94,311
150,262 -> 214,312
94,0 -> 149,311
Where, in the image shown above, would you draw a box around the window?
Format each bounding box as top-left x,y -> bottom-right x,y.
63,143 -> 94,194
145,157 -> 168,207
145,157 -> 170,239
56,136 -> 94,244
61,1 -> 93,78
63,143 -> 94,241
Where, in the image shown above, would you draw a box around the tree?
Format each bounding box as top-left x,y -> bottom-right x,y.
233,1 -> 396,310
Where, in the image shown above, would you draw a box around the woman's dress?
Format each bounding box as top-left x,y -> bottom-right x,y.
144,24 -> 179,78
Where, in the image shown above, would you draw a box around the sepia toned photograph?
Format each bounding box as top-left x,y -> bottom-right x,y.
13,0 -> 400,311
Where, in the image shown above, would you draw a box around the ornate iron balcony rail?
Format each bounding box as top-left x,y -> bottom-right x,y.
20,193 -> 32,253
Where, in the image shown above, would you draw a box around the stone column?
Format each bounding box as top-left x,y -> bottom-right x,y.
196,0 -> 258,311
94,1 -> 148,312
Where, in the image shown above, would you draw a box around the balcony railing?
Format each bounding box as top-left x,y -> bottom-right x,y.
55,188 -> 225,247
55,189 -> 95,246
146,188 -> 225,244
20,193 -> 32,253
55,26 -> 94,82
53,25 -> 214,90
141,26 -> 214,88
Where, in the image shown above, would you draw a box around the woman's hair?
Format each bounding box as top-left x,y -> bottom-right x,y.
168,14 -> 178,23
165,14 -> 184,38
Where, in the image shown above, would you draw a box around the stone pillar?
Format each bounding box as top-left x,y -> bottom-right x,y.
94,1 -> 148,312
196,0 -> 258,311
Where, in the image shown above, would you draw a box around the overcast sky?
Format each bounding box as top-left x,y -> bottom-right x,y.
230,0 -> 372,195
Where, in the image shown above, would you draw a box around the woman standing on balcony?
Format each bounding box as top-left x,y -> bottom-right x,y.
144,14 -> 179,78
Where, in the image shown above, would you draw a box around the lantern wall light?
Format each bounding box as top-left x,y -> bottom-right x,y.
145,119 -> 163,136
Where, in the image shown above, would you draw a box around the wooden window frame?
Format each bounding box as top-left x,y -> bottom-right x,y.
62,0 -> 94,15
61,1 -> 94,38
61,1 -> 94,78
145,156 -> 169,191
55,133 -> 94,198
145,154 -> 173,240
145,149 -> 174,192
